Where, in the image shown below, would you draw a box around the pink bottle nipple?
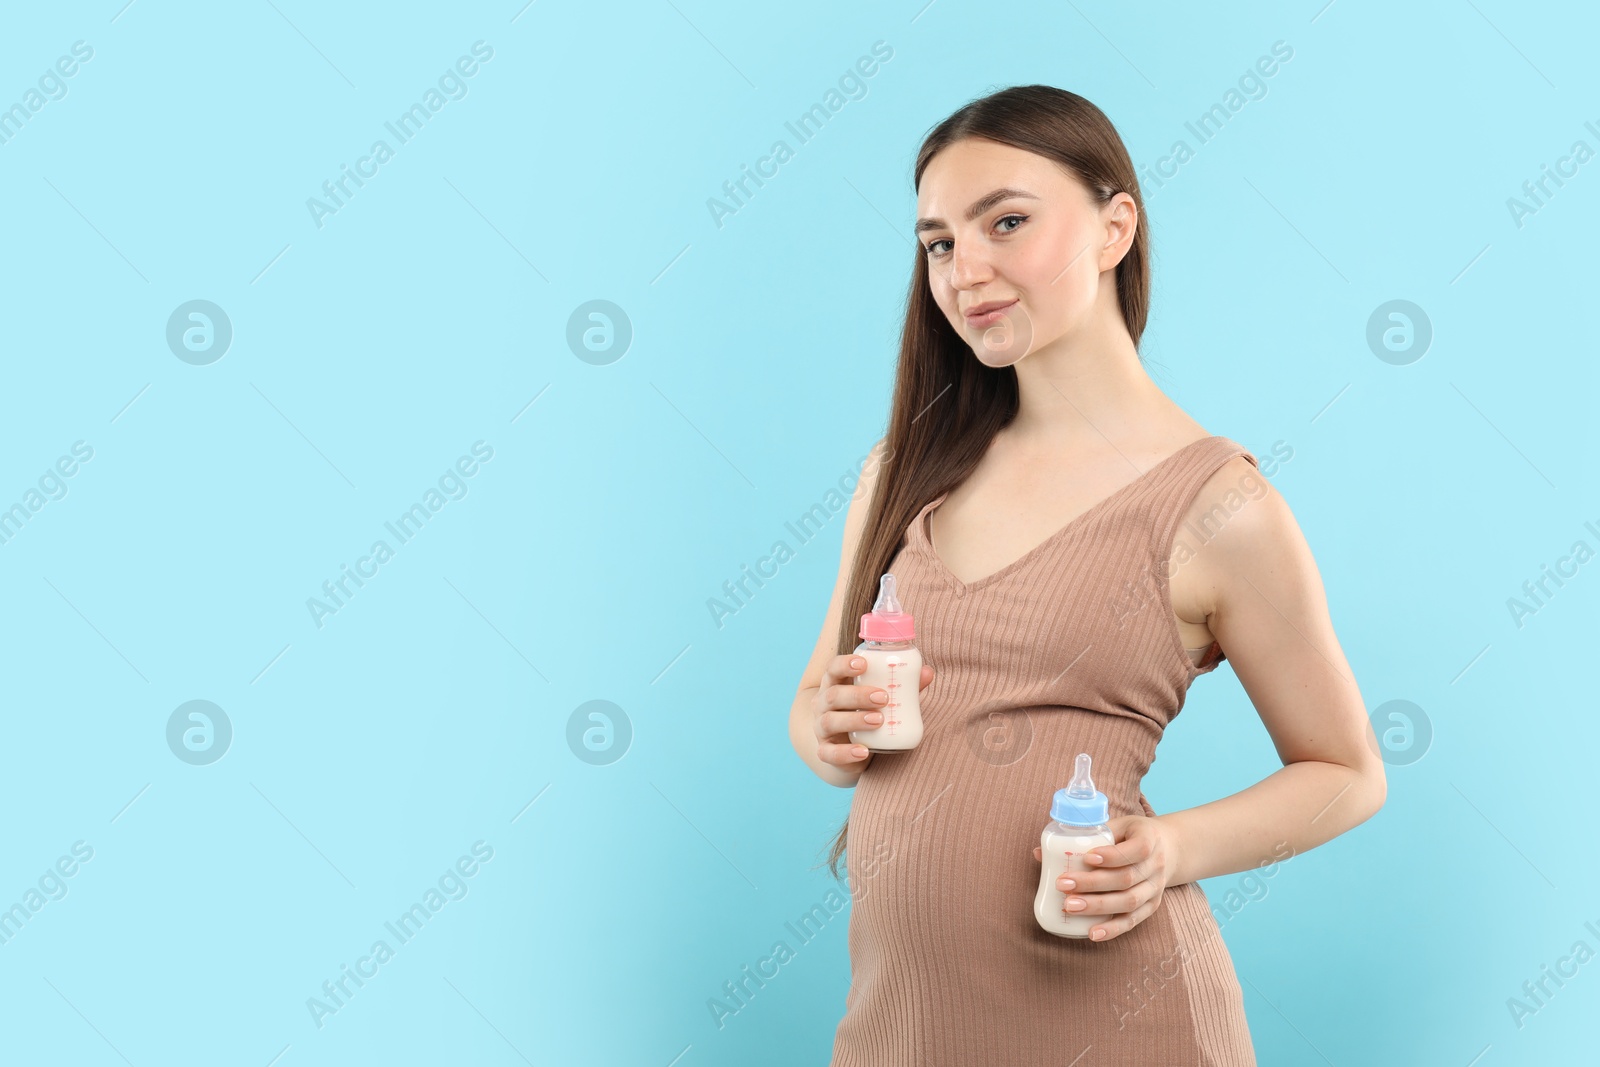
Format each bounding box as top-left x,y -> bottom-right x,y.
860,573 -> 915,641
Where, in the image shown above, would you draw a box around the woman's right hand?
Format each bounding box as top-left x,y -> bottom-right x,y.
811,654 -> 935,777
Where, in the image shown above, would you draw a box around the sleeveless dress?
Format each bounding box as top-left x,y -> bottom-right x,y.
829,435 -> 1259,1067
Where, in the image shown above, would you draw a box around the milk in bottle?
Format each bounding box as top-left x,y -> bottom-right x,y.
1034,753 -> 1117,938
847,573 -> 924,752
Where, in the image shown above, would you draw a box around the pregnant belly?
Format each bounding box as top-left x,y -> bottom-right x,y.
845,769 -> 1039,949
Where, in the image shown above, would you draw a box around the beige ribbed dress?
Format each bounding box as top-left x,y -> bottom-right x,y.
830,435 -> 1259,1067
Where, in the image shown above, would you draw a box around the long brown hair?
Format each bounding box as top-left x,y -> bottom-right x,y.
820,84 -> 1151,881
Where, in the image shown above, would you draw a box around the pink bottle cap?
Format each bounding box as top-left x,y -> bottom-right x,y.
860,573 -> 915,641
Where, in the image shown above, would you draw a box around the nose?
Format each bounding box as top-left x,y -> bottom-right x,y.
943,240 -> 991,291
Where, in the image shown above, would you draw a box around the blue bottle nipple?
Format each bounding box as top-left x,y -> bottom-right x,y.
1050,752 -> 1109,826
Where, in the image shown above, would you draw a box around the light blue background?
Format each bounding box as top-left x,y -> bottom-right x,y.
1,1 -> 1596,1064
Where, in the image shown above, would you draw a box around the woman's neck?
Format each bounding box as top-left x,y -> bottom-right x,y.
1005,336 -> 1172,450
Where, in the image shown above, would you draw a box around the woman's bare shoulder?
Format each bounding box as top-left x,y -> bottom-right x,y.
1179,453 -> 1316,614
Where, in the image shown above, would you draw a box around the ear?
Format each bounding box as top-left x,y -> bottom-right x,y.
1097,192 -> 1138,272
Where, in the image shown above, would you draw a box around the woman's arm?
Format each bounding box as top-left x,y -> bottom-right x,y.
1157,456 -> 1387,887
788,437 -> 889,787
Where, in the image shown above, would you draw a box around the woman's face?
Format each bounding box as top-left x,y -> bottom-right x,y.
915,137 -> 1133,368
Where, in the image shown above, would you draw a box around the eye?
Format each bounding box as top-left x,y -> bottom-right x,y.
921,214 -> 1028,258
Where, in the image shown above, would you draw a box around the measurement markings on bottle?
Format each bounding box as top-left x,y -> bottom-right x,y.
885,661 -> 901,729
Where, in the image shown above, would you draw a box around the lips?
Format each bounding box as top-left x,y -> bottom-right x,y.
964,298 -> 1018,324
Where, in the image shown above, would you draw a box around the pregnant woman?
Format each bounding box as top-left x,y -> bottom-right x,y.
787,85 -> 1387,1065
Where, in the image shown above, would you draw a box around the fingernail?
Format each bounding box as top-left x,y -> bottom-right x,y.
871,691 -> 887,703
852,745 -> 867,757
865,712 -> 883,723
852,658 -> 865,669
1066,897 -> 1085,911
1091,929 -> 1107,941
1058,878 -> 1075,890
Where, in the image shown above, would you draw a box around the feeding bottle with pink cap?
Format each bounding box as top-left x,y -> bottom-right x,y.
1034,752 -> 1117,938
848,573 -> 924,752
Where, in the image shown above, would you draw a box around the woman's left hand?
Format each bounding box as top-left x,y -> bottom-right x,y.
1030,815 -> 1181,942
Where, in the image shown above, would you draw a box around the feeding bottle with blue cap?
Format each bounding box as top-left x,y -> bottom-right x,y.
1034,752 -> 1117,939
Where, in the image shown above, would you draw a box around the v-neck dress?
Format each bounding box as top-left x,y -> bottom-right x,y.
829,435 -> 1259,1067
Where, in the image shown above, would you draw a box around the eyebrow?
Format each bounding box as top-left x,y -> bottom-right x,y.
914,187 -> 1038,235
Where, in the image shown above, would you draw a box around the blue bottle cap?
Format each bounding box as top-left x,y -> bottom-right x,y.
1050,752 -> 1109,826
